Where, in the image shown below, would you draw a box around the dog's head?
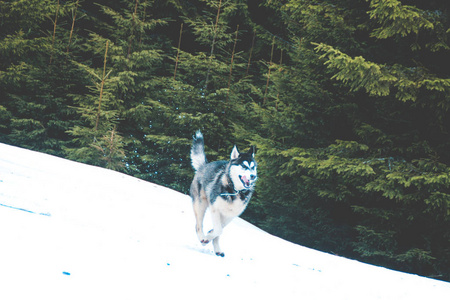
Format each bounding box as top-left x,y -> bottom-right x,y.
229,145 -> 257,190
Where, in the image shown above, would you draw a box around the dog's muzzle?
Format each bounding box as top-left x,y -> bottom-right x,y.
239,174 -> 257,189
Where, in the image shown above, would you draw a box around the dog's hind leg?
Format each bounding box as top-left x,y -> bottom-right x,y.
193,196 -> 208,244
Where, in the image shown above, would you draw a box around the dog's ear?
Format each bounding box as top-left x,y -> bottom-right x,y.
230,145 -> 240,160
247,146 -> 256,157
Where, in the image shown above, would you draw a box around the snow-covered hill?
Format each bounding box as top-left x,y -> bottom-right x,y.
0,143 -> 449,300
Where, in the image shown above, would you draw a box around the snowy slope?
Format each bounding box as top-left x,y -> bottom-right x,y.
0,143 -> 449,300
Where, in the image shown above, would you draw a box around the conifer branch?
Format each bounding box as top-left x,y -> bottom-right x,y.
127,0 -> 139,58
263,36 -> 275,105
174,23 -> 183,80
246,29 -> 256,76
276,49 -> 283,110
106,125 -> 118,168
204,0 -> 222,90
138,0 -> 147,50
95,40 -> 109,131
49,0 -> 60,64
66,0 -> 79,58
227,24 -> 239,101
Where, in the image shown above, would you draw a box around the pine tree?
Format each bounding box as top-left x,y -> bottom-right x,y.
254,0 -> 450,279
65,37 -> 126,169
0,0 -> 84,155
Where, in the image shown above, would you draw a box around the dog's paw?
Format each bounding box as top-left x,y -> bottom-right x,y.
200,239 -> 210,245
215,252 -> 225,257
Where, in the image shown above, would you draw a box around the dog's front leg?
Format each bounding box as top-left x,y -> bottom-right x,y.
205,209 -> 223,240
204,209 -> 224,254
212,236 -> 224,257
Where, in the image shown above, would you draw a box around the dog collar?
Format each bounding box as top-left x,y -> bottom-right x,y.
220,189 -> 251,198
219,191 -> 239,197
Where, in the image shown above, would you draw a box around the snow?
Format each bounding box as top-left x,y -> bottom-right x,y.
0,142 -> 449,300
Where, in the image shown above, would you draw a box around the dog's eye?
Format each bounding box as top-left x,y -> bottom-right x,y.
242,161 -> 256,170
250,174 -> 257,180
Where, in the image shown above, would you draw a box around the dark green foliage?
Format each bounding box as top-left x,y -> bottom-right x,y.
248,0 -> 449,280
0,0 -> 449,281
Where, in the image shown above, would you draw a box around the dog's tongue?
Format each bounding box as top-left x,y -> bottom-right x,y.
241,175 -> 250,187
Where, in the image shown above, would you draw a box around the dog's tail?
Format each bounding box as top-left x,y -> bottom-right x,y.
191,130 -> 207,171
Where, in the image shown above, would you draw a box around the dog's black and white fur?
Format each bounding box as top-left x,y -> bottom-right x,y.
190,131 -> 257,257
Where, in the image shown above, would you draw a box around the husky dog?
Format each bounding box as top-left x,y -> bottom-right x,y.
190,131 -> 257,257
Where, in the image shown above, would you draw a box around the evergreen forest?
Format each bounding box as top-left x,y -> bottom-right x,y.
1,0 -> 449,281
